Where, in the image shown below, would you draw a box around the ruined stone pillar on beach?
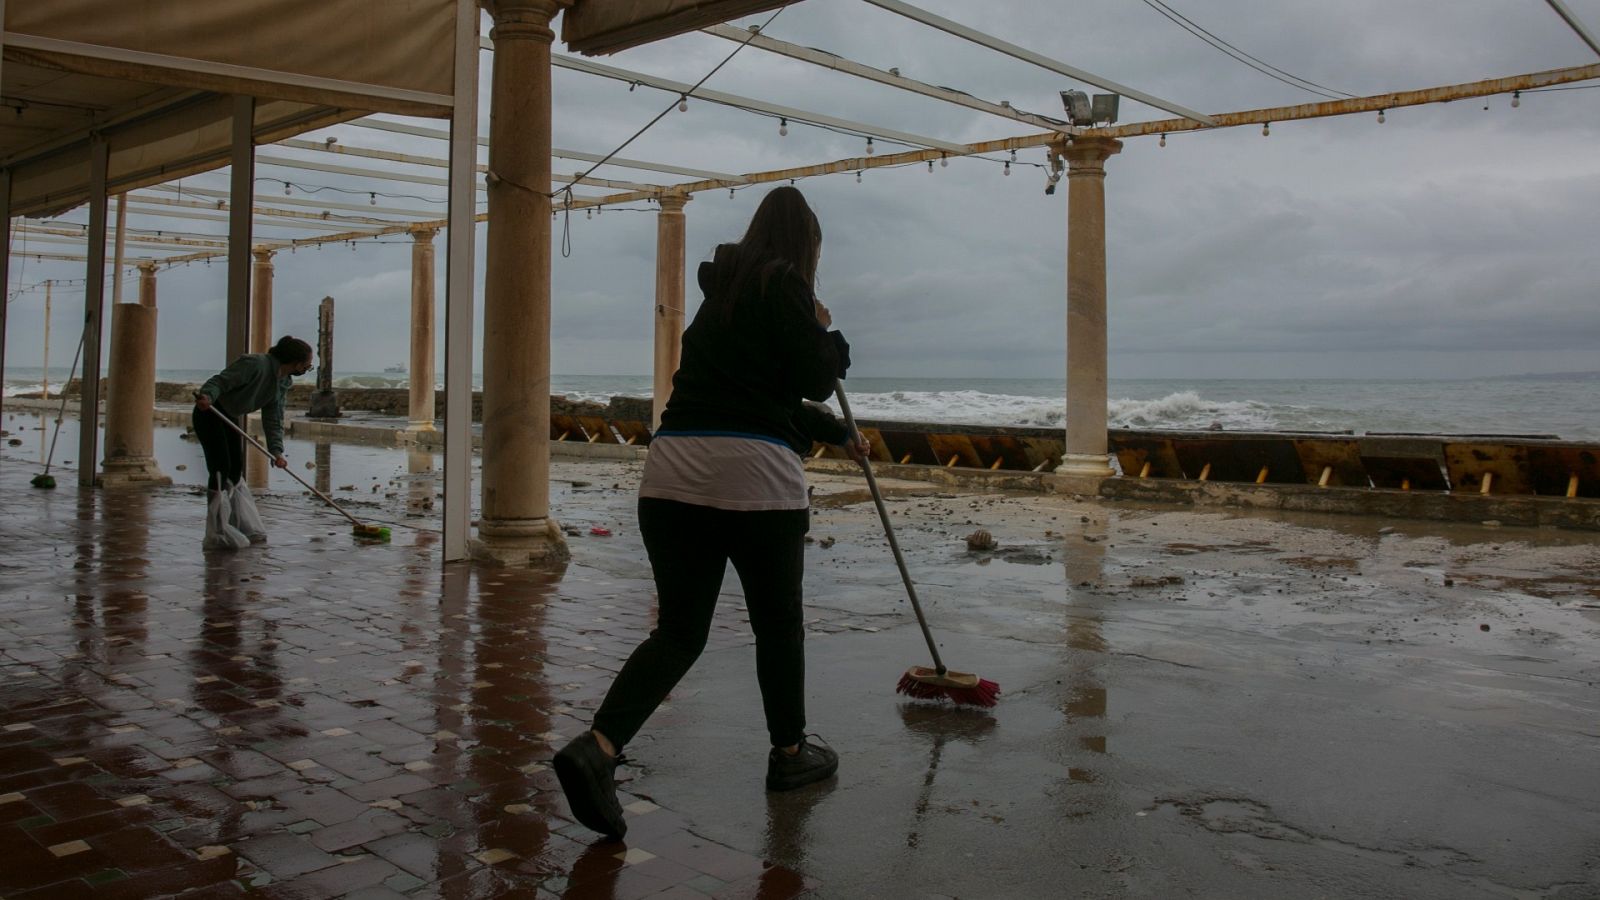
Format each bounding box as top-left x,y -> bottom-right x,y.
247,249 -> 275,489
307,296 -> 341,418
1056,137 -> 1122,485
652,194 -> 689,431
101,265 -> 169,486
408,228 -> 438,432
474,0 -> 572,567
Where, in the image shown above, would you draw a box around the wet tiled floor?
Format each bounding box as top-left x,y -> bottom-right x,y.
6,429 -> 1600,899
0,466 -> 812,899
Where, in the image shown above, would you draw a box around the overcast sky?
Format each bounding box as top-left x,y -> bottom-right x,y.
6,0 -> 1599,381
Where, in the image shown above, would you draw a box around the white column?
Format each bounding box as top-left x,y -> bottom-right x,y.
1057,137 -> 1122,482
652,194 -> 689,430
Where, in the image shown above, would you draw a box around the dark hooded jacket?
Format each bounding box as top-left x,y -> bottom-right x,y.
657,243 -> 852,454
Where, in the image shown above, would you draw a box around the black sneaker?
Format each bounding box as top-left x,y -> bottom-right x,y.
766,736 -> 838,791
554,732 -> 627,840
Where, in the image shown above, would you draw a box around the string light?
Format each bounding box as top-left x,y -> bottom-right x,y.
927,160 -> 933,172
678,97 -> 688,112
1009,149 -> 1017,163
586,208 -> 591,219
939,154 -> 948,168
1003,161 -> 1011,176
1262,122 -> 1271,136
283,182 -> 292,196
1511,90 -> 1521,108
1159,133 -> 1166,147
779,117 -> 788,136
369,192 -> 377,205
729,188 -> 735,198
1377,109 -> 1386,124
855,170 -> 862,183
866,137 -> 875,156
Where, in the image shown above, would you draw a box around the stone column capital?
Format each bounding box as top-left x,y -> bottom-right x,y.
486,0 -> 571,40
1058,136 -> 1123,175
411,227 -> 440,243
251,248 -> 275,265
656,194 -> 690,213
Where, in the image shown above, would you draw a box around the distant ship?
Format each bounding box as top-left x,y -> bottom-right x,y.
384,364 -> 407,374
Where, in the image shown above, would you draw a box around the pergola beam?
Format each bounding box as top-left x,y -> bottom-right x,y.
25,61 -> 1600,275
540,45 -> 974,154
129,193 -> 404,228
278,138 -> 664,192
351,117 -> 750,183
701,23 -> 1079,135
571,60 -> 1600,207
1544,0 -> 1600,57
142,183 -> 449,219
120,202 -> 390,233
16,231 -> 228,252
859,0 -> 1216,126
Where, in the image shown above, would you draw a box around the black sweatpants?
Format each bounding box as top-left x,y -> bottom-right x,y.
592,497 -> 811,750
192,404 -> 244,491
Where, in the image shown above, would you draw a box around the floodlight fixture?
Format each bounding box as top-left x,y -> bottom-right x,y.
1060,90 -> 1120,126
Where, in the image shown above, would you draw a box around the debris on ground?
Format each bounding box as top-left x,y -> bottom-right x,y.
966,529 -> 997,551
1130,575 -> 1185,588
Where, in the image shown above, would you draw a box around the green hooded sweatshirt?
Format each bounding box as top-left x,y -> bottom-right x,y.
199,353 -> 293,455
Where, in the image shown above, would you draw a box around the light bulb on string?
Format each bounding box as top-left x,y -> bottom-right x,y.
729,188 -> 735,199
927,160 -> 933,173
866,137 -> 875,156
779,117 -> 788,137
856,170 -> 862,183
1377,109 -> 1386,124
586,208 -> 591,219
1262,122 -> 1271,137
1009,149 -> 1017,163
1159,133 -> 1166,147
284,181 -> 292,196
1003,161 -> 1011,176
678,97 -> 688,112
369,192 -> 377,205
1511,91 -> 1521,108
940,154 -> 948,168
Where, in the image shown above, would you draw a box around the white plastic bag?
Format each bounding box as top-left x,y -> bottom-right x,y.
204,487 -> 251,550
228,481 -> 268,543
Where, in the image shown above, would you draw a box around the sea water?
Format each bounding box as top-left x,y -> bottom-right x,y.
5,368 -> 1597,441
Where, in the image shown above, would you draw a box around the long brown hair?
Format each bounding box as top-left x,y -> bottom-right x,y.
723,186 -> 822,307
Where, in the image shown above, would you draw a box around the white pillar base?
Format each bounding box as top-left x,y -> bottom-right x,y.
1048,452 -> 1113,496
1056,452 -> 1115,477
471,516 -> 570,567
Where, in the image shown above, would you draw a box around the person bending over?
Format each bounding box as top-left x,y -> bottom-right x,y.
192,335 -> 313,537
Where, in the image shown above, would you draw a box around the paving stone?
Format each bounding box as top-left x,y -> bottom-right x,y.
0,465 -> 800,899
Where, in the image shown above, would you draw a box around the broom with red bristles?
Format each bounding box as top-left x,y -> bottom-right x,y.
834,382 -> 1000,708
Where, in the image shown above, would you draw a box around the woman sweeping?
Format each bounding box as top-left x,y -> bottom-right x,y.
555,186 -> 868,840
192,335 -> 313,548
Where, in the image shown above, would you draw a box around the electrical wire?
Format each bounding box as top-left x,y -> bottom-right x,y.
255,177 -> 449,206
555,7 -> 788,257
1137,0 -> 1354,100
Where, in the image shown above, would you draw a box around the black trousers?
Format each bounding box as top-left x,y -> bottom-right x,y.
192,404 -> 244,491
592,497 -> 810,750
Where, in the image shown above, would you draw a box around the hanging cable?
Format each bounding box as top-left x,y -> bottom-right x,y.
553,8 -> 786,258
1138,0 -> 1353,100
